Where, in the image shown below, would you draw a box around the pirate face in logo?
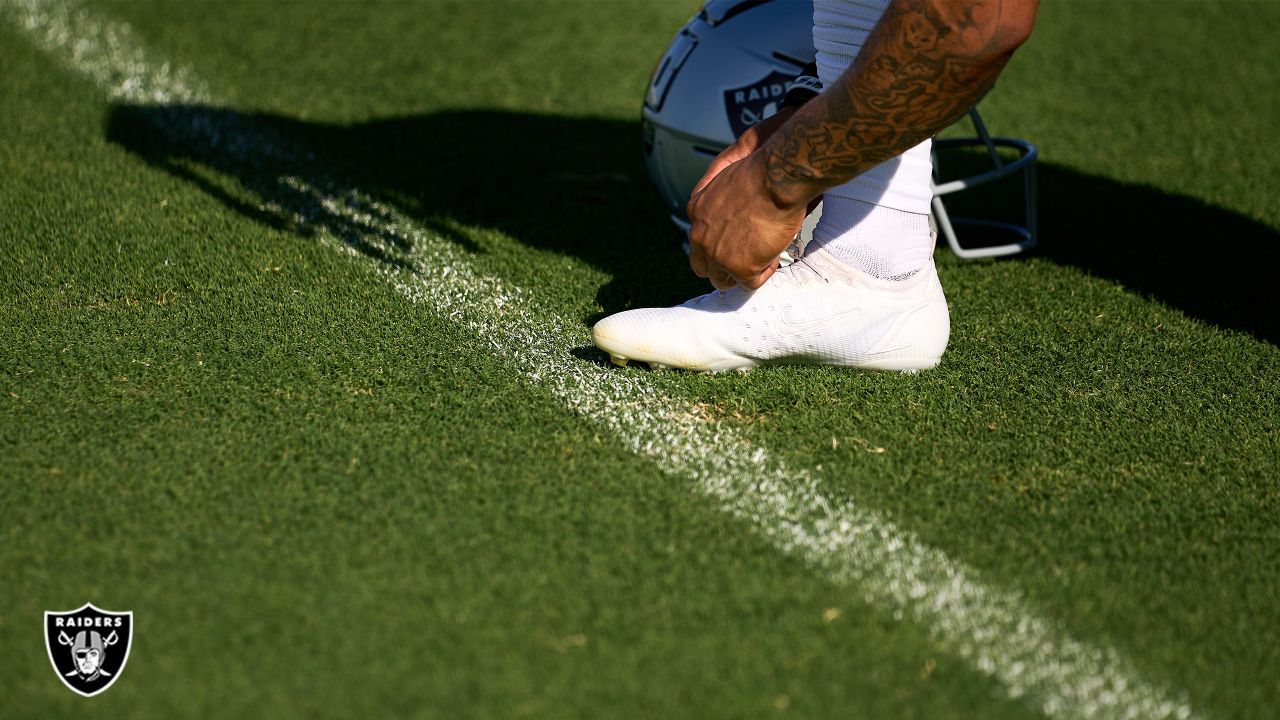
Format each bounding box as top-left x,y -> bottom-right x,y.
44,603 -> 133,697
65,630 -> 115,681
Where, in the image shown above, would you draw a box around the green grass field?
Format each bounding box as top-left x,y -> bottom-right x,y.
2,1 -> 1277,718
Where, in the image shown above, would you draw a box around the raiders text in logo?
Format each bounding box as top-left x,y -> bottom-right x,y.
722,70 -> 795,138
45,603 -> 133,697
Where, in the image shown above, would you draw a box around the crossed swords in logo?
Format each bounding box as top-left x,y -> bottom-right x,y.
739,102 -> 779,129
56,630 -> 119,678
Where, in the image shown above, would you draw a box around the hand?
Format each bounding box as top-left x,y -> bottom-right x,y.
691,107 -> 797,197
686,150 -> 808,291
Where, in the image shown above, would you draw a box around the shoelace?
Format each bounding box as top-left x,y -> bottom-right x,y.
777,233 -> 807,267
685,245 -> 831,308
770,253 -> 830,287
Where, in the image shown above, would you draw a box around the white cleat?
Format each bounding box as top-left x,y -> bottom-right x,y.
592,247 -> 950,373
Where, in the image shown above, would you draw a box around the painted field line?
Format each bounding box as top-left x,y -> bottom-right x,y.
3,1 -> 1197,717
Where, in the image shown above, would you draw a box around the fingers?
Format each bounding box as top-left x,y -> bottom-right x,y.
696,235 -> 776,292
737,258 -> 779,291
691,245 -> 738,290
708,263 -> 738,291
688,242 -> 709,278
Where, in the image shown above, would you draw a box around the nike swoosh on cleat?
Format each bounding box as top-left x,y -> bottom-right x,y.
776,305 -> 897,350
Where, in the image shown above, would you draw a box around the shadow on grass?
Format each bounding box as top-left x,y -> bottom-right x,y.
106,104 -> 1279,345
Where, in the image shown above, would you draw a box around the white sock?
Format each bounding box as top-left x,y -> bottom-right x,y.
810,198 -> 933,280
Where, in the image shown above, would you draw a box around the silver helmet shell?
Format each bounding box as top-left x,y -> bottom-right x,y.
642,0 -> 816,226
641,0 -> 1037,258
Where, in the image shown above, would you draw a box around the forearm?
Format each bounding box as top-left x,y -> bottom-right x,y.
759,0 -> 1037,208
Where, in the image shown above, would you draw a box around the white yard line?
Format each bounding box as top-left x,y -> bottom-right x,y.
4,1 -> 1197,717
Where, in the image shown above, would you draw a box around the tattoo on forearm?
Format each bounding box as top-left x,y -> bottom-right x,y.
763,0 -> 1018,205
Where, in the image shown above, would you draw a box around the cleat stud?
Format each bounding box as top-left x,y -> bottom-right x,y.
609,354 -> 629,367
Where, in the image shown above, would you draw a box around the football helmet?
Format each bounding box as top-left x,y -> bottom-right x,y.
641,0 -> 1037,259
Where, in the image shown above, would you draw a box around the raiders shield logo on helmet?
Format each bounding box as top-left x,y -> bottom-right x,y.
44,603 -> 133,697
722,70 -> 794,138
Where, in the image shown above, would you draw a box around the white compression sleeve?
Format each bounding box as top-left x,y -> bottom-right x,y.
808,0 -> 936,279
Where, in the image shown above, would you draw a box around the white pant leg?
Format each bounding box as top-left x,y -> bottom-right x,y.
807,0 -> 935,279
811,0 -> 933,214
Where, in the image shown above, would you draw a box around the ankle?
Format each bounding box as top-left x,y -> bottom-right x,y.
810,199 -> 933,280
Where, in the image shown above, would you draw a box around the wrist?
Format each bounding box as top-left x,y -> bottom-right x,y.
779,61 -> 822,111
745,106 -> 796,147
755,141 -> 820,212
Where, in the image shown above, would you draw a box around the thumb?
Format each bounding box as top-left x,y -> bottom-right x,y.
692,153 -> 734,197
692,135 -> 757,196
